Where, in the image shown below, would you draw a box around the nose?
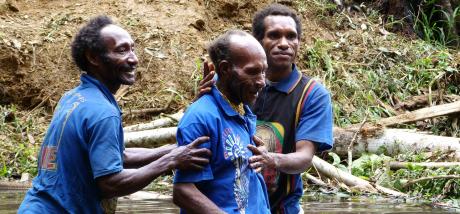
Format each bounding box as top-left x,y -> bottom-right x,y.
127,51 -> 138,67
277,37 -> 289,50
255,73 -> 266,89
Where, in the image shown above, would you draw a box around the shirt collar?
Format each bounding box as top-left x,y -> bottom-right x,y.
267,64 -> 302,94
211,86 -> 255,118
80,73 -> 121,114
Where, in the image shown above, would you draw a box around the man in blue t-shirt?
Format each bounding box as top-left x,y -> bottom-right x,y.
198,4 -> 334,213
18,16 -> 211,214
172,30 -> 270,214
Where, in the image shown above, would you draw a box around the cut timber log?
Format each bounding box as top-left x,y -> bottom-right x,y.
124,111 -> 184,132
312,156 -> 407,197
124,127 -> 177,148
389,161 -> 460,170
333,128 -> 460,160
379,100 -> 460,126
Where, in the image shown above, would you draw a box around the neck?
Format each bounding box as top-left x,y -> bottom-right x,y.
216,82 -> 240,105
86,70 -> 120,94
266,64 -> 292,82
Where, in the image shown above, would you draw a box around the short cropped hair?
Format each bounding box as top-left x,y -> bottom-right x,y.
252,4 -> 302,41
207,30 -> 248,72
71,15 -> 114,72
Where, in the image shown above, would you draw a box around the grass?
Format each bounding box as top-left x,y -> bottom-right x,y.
0,105 -> 47,180
413,0 -> 460,48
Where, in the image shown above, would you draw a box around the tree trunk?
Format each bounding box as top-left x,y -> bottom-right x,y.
333,127 -> 460,160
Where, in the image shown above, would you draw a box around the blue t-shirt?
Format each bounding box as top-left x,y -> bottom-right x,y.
173,86 -> 270,214
257,65 -> 333,213
18,74 -> 124,214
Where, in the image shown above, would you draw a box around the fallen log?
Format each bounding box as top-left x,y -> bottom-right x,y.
312,156 -> 407,197
123,111 -> 184,132
333,128 -> 460,160
124,127 -> 177,148
389,161 -> 460,170
0,181 -> 31,190
379,100 -> 460,126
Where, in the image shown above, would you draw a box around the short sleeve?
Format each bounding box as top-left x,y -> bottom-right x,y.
173,122 -> 213,183
295,85 -> 333,152
88,116 -> 124,178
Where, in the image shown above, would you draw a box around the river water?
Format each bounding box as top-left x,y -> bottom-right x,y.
1,190 -> 458,213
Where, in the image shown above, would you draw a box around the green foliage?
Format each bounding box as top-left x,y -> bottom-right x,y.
297,2 -> 459,132
0,105 -> 46,179
414,0 -> 460,47
351,154 -> 391,181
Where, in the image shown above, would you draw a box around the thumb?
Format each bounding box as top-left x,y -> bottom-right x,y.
252,136 -> 264,147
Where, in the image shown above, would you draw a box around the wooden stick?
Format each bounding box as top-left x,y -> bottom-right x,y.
123,95 -> 174,118
403,175 -> 460,189
348,115 -> 368,173
304,173 -> 329,188
379,101 -> 460,126
389,162 -> 460,170
115,85 -> 130,102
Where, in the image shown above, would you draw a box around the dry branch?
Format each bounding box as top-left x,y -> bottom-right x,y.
403,175 -> 460,189
304,173 -> 329,188
379,101 -> 460,126
115,85 -> 130,102
123,111 -> 184,132
333,128 -> 460,160
389,161 -> 460,170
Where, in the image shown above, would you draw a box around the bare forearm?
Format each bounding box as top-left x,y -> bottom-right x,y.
271,140 -> 316,174
98,154 -> 174,198
123,144 -> 176,168
173,183 -> 224,214
271,152 -> 313,174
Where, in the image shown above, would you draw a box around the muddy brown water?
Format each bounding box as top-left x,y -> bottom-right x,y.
1,190 -> 458,213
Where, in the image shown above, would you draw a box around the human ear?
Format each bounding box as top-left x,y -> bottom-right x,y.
85,50 -> 101,67
218,60 -> 230,77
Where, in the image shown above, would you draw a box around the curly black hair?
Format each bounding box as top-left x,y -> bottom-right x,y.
252,4 -> 302,41
207,30 -> 248,72
71,15 -> 114,72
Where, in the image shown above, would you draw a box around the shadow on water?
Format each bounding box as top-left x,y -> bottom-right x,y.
1,190 -> 458,213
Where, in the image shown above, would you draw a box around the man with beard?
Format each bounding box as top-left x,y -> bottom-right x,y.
18,15 -> 211,214
172,30 -> 270,214
199,4 -> 334,213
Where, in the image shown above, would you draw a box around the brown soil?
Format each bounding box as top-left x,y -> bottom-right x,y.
0,0 -> 332,125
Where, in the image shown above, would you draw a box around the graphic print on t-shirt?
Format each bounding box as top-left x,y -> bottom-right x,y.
255,121 -> 285,193
223,127 -> 249,214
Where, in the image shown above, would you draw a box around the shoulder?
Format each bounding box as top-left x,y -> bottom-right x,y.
62,86 -> 120,124
179,94 -> 219,126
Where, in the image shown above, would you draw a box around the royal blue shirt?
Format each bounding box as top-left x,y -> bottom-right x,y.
260,65 -> 333,213
18,74 -> 124,214
173,86 -> 270,214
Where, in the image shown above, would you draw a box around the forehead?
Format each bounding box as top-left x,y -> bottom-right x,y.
100,24 -> 134,47
263,15 -> 297,33
229,35 -> 266,66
